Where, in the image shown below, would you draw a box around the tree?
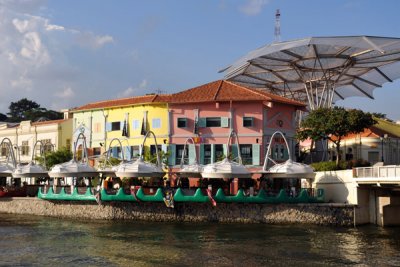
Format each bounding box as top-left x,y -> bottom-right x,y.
0,113 -> 7,121
7,98 -> 63,122
296,107 -> 376,166
36,147 -> 73,170
7,98 -> 40,121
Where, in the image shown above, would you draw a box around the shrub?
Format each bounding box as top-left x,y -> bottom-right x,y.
311,159 -> 371,171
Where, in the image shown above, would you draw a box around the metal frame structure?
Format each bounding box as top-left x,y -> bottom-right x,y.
221,36 -> 400,109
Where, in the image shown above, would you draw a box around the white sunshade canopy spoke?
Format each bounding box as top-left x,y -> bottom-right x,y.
221,36 -> 400,109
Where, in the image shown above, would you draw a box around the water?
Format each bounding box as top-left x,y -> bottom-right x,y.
0,214 -> 399,266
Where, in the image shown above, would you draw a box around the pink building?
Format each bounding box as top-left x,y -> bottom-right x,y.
168,80 -> 305,174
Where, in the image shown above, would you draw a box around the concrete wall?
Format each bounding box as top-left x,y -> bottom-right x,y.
0,198 -> 354,226
313,170 -> 358,204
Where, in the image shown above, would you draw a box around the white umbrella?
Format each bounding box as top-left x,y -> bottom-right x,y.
221,36 -> 400,109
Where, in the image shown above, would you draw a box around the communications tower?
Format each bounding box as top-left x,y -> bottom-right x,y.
274,9 -> 281,42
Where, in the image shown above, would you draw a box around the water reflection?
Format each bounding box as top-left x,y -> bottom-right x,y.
0,214 -> 399,266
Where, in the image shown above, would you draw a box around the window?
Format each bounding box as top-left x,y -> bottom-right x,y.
93,147 -> 102,156
150,145 -> 162,156
243,117 -> 254,127
0,143 -> 7,157
132,120 -> 140,130
21,141 -> 29,156
215,144 -> 225,161
240,144 -> 252,165
66,139 -> 71,151
175,145 -> 188,165
368,151 -> 379,164
152,118 -> 161,129
41,139 -> 53,153
177,118 -> 187,128
132,146 -> 141,158
206,117 -> 221,127
204,144 -> 212,164
93,123 -> 101,133
111,122 -> 121,131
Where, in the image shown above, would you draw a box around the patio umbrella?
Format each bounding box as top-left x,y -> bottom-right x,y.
220,36 -> 400,109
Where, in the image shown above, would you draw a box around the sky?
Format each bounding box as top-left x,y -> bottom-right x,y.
1,0 -> 400,120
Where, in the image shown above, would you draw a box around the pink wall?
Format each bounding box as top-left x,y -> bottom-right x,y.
170,101 -> 264,145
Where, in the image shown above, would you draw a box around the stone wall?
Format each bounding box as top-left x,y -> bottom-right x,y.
0,198 -> 355,226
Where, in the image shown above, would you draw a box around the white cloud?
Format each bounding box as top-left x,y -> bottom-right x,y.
239,0 -> 269,16
0,1 -> 115,113
55,87 -> 75,98
75,32 -> 114,49
118,79 -> 148,98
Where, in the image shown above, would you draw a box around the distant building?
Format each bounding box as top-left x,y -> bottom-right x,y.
328,118 -> 400,165
0,118 -> 72,163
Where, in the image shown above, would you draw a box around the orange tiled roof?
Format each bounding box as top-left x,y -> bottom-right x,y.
170,80 -> 306,106
32,119 -> 69,126
73,94 -> 171,112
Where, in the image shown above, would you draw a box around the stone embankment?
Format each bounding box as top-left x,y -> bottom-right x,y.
0,198 -> 355,226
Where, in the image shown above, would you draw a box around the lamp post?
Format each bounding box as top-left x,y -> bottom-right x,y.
380,134 -> 388,163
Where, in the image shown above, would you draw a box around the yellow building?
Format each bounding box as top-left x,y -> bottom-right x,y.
72,94 -> 171,160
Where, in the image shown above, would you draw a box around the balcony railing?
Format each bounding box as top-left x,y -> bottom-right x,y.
354,166 -> 400,179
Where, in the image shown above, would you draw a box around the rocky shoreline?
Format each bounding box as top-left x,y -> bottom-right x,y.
0,197 -> 355,226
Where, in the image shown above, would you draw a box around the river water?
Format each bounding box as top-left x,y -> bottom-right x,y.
0,214 -> 399,266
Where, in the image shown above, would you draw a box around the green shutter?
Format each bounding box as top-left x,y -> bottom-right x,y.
221,117 -> 229,127
188,144 -> 196,164
223,144 -> 228,159
252,144 -> 260,166
106,122 -> 112,132
231,144 -> 238,161
283,145 -> 289,160
168,144 -> 176,166
199,144 -> 205,164
198,117 -> 206,128
211,144 -> 216,163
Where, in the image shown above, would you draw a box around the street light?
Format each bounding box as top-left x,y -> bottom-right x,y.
380,134 -> 388,163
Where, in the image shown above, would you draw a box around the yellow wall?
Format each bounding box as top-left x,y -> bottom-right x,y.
105,103 -> 169,149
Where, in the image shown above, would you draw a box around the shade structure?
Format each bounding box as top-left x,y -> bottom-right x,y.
176,137 -> 203,178
0,163 -> 15,178
261,131 -> 315,179
201,130 -> 251,179
201,158 -> 251,179
221,36 -> 400,109
12,162 -> 49,178
177,163 -> 203,178
264,159 -> 315,179
48,160 -> 98,178
114,157 -> 164,178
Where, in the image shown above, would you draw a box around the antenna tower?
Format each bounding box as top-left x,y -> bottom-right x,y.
274,9 -> 281,42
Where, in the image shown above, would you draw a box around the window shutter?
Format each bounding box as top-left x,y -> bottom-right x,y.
231,144 -> 238,161
124,146 -> 131,161
106,122 -> 112,132
168,144 -> 176,166
283,145 -> 289,160
120,121 -> 124,129
112,147 -> 118,158
161,144 -> 168,153
188,144 -> 196,164
211,144 -> 216,163
198,117 -> 206,128
221,117 -> 229,127
252,144 -> 260,166
199,144 -> 205,164
223,144 -> 228,158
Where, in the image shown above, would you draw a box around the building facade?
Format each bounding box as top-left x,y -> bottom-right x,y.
0,119 -> 72,163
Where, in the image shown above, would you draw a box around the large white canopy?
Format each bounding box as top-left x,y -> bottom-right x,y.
221,36 -> 400,109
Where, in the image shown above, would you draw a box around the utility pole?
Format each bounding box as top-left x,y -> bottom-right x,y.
274,9 -> 281,42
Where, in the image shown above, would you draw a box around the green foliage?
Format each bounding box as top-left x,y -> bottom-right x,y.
143,147 -> 169,166
36,147 -> 73,170
6,98 -> 63,122
0,113 -> 7,121
311,159 -> 371,171
296,107 -> 376,166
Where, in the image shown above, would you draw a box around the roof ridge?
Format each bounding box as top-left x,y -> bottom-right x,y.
213,80 -> 224,100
